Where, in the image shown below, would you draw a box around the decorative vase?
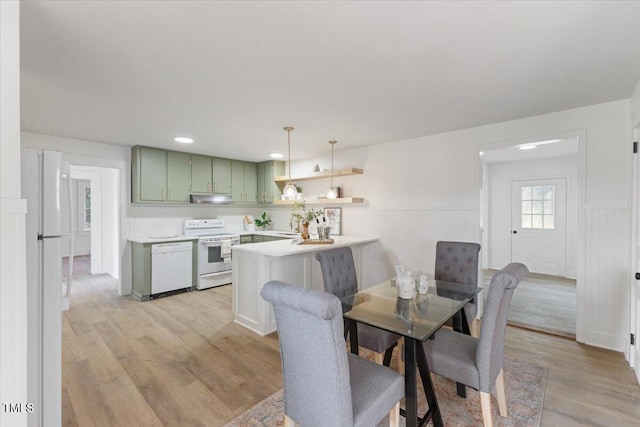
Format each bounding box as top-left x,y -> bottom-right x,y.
301,222 -> 310,239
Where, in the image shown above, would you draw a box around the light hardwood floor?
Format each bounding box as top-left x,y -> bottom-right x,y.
63,274 -> 639,426
483,269 -> 577,338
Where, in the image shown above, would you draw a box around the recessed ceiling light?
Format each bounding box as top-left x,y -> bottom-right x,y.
519,145 -> 536,150
270,153 -> 284,159
174,136 -> 194,144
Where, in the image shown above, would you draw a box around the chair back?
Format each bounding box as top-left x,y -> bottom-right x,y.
434,241 -> 481,285
260,281 -> 353,426
476,263 -> 529,391
315,247 -> 358,298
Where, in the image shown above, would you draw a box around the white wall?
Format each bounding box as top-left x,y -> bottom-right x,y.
0,1 -> 28,426
285,99 -> 631,352
485,156 -> 579,278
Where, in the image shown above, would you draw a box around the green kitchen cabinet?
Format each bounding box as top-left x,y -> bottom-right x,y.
166,151 -> 191,202
191,154 -> 213,193
231,160 -> 257,203
212,157 -> 232,194
239,235 -> 253,244
257,160 -> 285,203
132,146 -> 167,202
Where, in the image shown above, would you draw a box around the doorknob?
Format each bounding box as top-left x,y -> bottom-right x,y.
512,230 -> 517,234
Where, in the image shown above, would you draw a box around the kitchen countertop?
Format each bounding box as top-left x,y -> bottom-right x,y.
231,235 -> 377,257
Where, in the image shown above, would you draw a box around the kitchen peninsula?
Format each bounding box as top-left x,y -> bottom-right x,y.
232,236 -> 378,335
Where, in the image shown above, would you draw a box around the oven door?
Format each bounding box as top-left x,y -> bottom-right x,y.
198,241 -> 230,275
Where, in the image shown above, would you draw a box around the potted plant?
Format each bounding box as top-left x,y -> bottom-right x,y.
254,212 -> 272,230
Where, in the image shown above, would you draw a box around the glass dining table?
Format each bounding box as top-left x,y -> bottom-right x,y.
341,278 -> 482,427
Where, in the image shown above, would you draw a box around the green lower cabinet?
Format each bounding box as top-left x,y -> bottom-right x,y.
131,240 -> 197,301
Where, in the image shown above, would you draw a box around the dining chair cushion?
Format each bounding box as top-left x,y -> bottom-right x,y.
357,323 -> 400,353
348,353 -> 405,427
261,281 -> 404,427
424,328 -> 479,388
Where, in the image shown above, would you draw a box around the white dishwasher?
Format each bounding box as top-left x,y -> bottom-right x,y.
151,242 -> 193,294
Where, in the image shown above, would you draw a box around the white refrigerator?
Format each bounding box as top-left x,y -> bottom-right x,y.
22,148 -> 75,427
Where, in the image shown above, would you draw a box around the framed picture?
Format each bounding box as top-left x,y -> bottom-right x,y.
323,207 -> 342,236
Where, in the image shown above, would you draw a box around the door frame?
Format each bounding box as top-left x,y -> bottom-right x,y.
473,129 -> 586,342
631,125 -> 639,380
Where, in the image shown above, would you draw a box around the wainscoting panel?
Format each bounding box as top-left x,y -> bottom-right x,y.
583,206 -> 630,351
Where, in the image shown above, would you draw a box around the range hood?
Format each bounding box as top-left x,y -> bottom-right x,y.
190,194 -> 233,204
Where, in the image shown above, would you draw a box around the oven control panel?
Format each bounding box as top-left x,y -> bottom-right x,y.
184,219 -> 224,230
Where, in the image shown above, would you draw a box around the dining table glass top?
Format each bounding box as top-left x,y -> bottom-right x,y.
341,278 -> 482,341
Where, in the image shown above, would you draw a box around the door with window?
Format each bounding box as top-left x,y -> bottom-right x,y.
511,178 -> 567,276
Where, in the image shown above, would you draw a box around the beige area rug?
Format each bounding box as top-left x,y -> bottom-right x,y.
224,357 -> 546,427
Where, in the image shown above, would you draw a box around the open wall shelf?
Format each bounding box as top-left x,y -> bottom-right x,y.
273,197 -> 364,205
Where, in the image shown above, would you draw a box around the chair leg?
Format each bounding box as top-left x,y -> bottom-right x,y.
389,401 -> 400,427
496,368 -> 508,417
284,415 -> 296,427
470,318 -> 480,338
480,392 -> 493,427
397,338 -> 404,374
373,351 -> 384,364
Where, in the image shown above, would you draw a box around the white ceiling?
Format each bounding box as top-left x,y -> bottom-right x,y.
20,1 -> 640,162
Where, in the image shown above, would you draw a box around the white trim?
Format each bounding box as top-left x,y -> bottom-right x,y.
0,198 -> 27,214
473,128 -> 587,342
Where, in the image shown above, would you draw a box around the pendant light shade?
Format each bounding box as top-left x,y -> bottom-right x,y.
283,127 -> 297,199
326,140 -> 338,199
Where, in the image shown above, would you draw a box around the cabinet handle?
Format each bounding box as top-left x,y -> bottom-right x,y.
213,182 -> 216,192
161,188 -> 165,201
169,189 -> 172,200
207,182 -> 211,192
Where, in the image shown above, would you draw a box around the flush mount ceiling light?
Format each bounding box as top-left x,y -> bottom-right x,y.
326,140 -> 338,199
282,127 -> 297,199
174,136 -> 194,144
270,153 -> 284,159
519,145 -> 537,150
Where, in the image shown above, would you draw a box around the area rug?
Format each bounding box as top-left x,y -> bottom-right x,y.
224,357 -> 546,427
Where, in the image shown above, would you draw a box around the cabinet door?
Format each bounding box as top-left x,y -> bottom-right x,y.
191,154 -> 212,193
264,161 -> 285,203
167,151 -> 191,203
231,160 -> 245,202
256,162 -> 266,202
212,157 -> 232,194
139,147 -> 167,202
244,162 -> 258,204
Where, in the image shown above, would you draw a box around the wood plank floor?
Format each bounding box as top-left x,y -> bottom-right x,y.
483,269 -> 577,338
63,274 -> 639,426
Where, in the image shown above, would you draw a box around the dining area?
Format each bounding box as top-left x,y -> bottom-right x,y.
260,242 -> 529,427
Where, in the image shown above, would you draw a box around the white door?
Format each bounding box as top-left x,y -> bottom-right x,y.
511,178 -> 567,276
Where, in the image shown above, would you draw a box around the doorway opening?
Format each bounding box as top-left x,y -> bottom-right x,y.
479,134 -> 580,338
65,165 -> 120,289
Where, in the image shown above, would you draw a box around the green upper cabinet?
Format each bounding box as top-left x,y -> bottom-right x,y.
166,151 -> 191,203
191,154 -> 213,193
212,157 -> 232,194
257,160 -> 285,203
132,146 -> 167,202
231,160 -> 257,204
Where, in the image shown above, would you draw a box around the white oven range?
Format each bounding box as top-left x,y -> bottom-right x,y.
184,219 -> 240,290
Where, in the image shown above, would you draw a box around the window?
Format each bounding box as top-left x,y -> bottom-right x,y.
521,185 -> 554,229
79,182 -> 91,231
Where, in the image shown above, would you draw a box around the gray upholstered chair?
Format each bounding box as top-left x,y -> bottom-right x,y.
261,281 -> 404,427
315,247 -> 402,366
422,263 -> 529,427
435,241 -> 482,337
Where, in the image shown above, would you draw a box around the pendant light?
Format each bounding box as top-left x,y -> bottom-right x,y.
326,140 -> 338,199
283,126 -> 297,199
